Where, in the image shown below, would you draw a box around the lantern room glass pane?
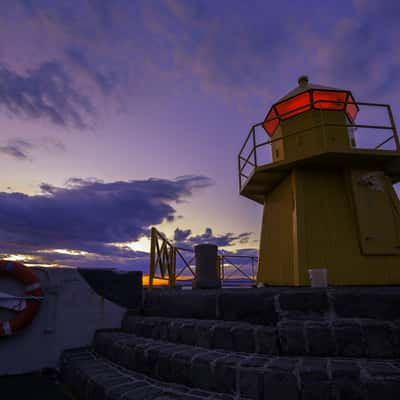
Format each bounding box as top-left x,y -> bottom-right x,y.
263,107 -> 279,136
346,93 -> 358,122
275,92 -> 311,120
313,90 -> 347,110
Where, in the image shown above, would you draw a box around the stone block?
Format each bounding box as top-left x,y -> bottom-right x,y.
123,385 -> 164,400
214,355 -> 245,394
88,375 -> 128,400
300,382 -> 333,400
145,291 -> 218,319
305,322 -> 335,356
267,357 -> 299,373
299,359 -> 329,383
155,348 -> 173,382
138,320 -> 157,338
133,343 -> 150,374
218,291 -> 278,325
278,290 -> 329,320
158,319 -> 171,341
332,320 -> 366,357
363,378 -> 400,400
213,323 -> 234,350
168,320 -> 183,343
170,349 -> 203,385
254,326 -> 279,355
190,352 -> 219,391
330,360 -> 361,381
232,325 -> 256,353
239,367 -> 265,399
278,321 -> 307,355
332,380 -> 365,400
332,289 -> 400,320
181,322 -> 196,345
361,320 -> 395,358
106,381 -> 148,400
188,388 -> 215,397
145,344 -> 168,378
195,321 -> 216,348
363,361 -> 400,378
210,394 -> 236,400
262,369 -> 299,400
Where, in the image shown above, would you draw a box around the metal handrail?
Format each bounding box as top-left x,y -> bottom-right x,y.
238,99 -> 399,190
148,227 -> 258,288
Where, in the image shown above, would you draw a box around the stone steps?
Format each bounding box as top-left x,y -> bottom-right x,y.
60,287 -> 400,399
92,330 -> 400,400
122,315 -> 400,358
60,347 -> 242,400
142,287 -> 400,323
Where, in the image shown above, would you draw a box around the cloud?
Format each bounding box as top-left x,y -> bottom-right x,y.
0,61 -> 94,129
298,0 -> 400,99
65,47 -> 118,95
173,226 -> 252,248
0,136 -> 66,161
0,139 -> 33,160
0,175 -> 212,258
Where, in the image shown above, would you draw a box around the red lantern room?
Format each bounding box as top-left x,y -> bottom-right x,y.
263,76 -> 359,137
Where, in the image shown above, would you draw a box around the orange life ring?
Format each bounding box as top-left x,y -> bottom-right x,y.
0,261 -> 43,336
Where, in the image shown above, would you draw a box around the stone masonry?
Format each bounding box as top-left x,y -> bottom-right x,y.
60,286 -> 400,400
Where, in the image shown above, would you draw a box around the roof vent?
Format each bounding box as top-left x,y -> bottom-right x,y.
298,75 -> 309,87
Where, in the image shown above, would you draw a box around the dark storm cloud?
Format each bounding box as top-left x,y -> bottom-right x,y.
0,175 -> 212,255
0,62 -> 94,129
173,227 -> 252,248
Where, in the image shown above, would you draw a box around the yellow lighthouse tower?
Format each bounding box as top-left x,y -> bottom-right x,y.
239,76 -> 400,286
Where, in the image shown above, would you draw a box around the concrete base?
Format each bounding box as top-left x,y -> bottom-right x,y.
0,268 -> 128,375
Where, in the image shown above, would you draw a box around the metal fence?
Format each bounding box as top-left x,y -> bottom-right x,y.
238,100 -> 399,190
148,227 -> 257,289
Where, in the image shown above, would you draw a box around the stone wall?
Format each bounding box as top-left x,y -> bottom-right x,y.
140,287 -> 400,323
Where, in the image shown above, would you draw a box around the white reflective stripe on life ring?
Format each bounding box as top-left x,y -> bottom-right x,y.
24,282 -> 41,292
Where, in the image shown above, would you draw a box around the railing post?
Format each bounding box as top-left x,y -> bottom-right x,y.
238,154 -> 242,191
387,105 -> 400,151
167,246 -> 176,288
149,227 -> 156,290
252,127 -> 257,167
172,247 -> 176,287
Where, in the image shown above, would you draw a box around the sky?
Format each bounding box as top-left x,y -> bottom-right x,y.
0,0 -> 399,273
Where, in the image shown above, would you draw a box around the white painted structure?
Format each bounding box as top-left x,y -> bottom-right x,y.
0,267 -> 126,375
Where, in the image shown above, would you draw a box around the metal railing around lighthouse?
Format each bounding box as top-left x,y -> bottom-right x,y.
238,100 -> 399,191
148,227 -> 257,289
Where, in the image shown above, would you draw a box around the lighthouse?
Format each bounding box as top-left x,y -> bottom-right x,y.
239,76 -> 400,286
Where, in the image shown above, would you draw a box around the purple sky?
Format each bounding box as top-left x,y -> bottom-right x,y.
0,0 -> 399,271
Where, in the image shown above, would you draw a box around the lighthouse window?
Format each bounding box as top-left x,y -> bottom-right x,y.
346,93 -> 358,122
263,107 -> 279,136
275,92 -> 311,120
313,90 -> 347,111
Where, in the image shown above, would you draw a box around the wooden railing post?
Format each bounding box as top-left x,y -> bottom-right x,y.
149,227 -> 157,289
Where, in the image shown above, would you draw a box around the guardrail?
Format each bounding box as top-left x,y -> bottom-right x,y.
148,227 -> 257,289
238,100 -> 399,190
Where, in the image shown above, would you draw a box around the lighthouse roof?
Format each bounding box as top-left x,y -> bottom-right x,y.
277,76 -> 343,103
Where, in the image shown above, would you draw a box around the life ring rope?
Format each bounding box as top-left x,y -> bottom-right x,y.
0,261 -> 44,336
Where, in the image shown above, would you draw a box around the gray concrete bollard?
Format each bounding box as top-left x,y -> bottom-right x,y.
192,244 -> 221,289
